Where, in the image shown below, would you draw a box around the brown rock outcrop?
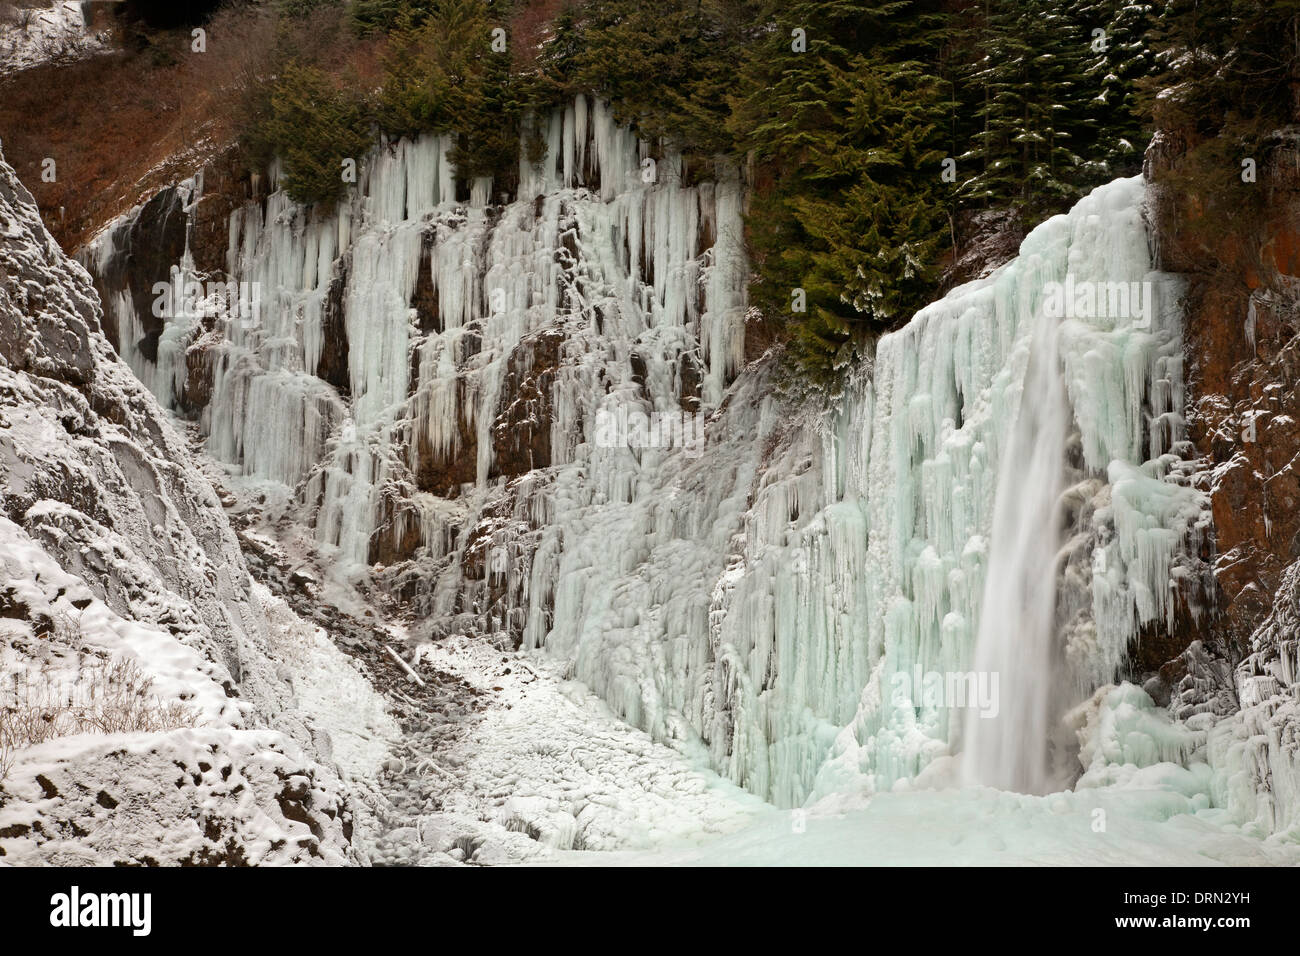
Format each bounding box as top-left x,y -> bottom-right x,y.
1150,133 -> 1300,656
414,376 -> 479,498
489,326 -> 565,481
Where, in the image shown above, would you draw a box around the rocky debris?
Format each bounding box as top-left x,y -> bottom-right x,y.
0,1 -> 111,79
220,482 -> 496,865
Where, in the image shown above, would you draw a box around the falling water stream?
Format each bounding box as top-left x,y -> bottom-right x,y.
962,306 -> 1070,794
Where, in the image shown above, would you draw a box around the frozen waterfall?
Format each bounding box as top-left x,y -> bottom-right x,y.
81,103 -> 1205,808
515,174 -> 1201,806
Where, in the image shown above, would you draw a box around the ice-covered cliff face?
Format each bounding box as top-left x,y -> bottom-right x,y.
0,147 -> 376,864
85,100 -> 1226,811
86,98 -> 747,567
627,176 -> 1205,805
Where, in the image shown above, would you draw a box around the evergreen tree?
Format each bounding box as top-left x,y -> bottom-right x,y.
960,0 -> 1095,214
230,0 -> 1206,389
254,60 -> 374,207
561,0 -> 757,155
375,1 -> 524,185
350,0 -> 436,32
1144,0 -> 1300,138
1077,1 -> 1158,179
730,0 -> 953,383
785,60 -> 951,378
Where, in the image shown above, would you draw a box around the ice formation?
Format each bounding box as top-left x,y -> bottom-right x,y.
86,96 -> 1219,811
83,99 -> 747,569
684,177 -> 1200,804
961,277 -> 1070,795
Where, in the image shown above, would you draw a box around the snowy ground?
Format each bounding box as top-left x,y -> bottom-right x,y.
195,459 -> 756,865
0,2 -> 110,76
0,515 -> 361,865
349,621 -> 1300,866
375,641 -> 1300,867
395,637 -> 765,863
569,786 -> 1300,867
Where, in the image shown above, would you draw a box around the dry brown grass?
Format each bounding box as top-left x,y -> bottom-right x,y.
509,0 -> 573,72
0,655 -> 198,779
3,51 -> 186,251
0,3 -> 566,254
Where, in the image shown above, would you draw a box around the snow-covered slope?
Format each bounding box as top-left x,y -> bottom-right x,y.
0,145 -> 374,864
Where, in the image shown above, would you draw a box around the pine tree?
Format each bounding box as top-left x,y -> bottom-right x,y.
351,0 -> 436,32
785,60 -> 951,378
960,0 -> 1095,214
730,0 -> 953,384
1076,0 -> 1158,181
375,1 -> 524,185
1144,0 -> 1300,137
259,61 -> 374,207
559,0 -> 757,156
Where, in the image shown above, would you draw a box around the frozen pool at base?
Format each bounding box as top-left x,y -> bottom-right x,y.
409,639 -> 1297,866
558,782 -> 1300,867
550,682 -> 1300,865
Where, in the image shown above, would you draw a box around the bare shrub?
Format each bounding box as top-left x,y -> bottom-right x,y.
35,27 -> 94,68
0,656 -> 199,780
